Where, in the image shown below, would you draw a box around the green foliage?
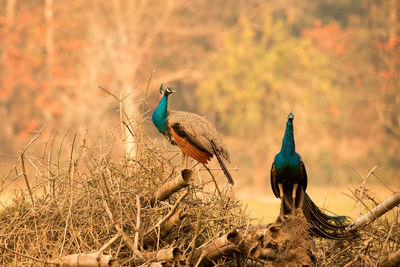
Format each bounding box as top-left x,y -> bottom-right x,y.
196,16 -> 337,137
196,1 -> 400,185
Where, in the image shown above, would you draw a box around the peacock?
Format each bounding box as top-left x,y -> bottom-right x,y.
152,84 -> 234,185
270,112 -> 355,239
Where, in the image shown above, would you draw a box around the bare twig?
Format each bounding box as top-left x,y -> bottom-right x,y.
202,164 -> 223,201
145,191 -> 189,237
357,166 -> 378,218
134,195 -> 141,254
102,198 -> 141,257
376,219 -> 396,266
378,248 -> 400,267
99,233 -> 122,254
0,244 -> 49,264
187,209 -> 202,265
20,153 -> 35,209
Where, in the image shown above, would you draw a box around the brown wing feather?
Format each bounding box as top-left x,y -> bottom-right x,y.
170,127 -> 212,164
270,162 -> 280,198
168,111 -> 230,162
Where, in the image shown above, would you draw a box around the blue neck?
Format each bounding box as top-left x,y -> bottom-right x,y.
152,95 -> 169,133
280,120 -> 295,156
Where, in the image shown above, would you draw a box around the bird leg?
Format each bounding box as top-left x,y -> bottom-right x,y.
184,154 -> 188,168
297,186 -> 304,210
278,183 -> 284,215
180,153 -> 188,169
291,183 -> 298,214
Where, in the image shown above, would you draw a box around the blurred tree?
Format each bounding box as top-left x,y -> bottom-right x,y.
0,0 -> 237,157
196,12 -> 337,137
196,0 -> 400,186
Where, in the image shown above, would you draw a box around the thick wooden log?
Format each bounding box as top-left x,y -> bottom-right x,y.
348,191 -> 400,231
150,169 -> 194,205
143,206 -> 188,248
55,252 -> 114,267
144,247 -> 181,263
190,230 -> 241,265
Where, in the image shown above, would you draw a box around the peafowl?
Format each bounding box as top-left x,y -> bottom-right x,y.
152,84 -> 234,185
270,112 -> 355,239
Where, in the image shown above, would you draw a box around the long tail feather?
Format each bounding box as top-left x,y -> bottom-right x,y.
210,141 -> 234,185
282,192 -> 356,239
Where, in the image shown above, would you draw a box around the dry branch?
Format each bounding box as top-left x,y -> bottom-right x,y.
144,191 -> 189,237
143,206 -> 188,248
150,169 -> 193,205
378,248 -> 400,267
348,191 -> 400,231
20,153 -> 35,209
102,198 -> 141,257
138,262 -> 168,267
99,233 -> 122,254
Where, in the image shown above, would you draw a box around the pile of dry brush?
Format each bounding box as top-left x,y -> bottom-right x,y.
0,130 -> 399,266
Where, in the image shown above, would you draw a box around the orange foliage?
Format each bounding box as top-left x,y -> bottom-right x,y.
329,105 -> 339,116
17,120 -> 39,140
0,2 -> 87,141
378,69 -> 393,80
354,77 -> 362,86
303,19 -> 349,55
375,35 -> 400,50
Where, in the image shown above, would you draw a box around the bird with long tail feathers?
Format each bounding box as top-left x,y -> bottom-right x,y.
270,112 -> 356,239
152,84 -> 234,185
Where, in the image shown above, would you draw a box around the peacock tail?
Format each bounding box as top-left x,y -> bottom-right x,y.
270,113 -> 356,239
282,192 -> 356,239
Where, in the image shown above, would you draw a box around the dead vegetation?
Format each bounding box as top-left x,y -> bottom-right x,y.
0,129 -> 399,266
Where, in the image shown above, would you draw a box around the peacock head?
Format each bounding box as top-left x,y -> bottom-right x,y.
159,84 -> 176,97
287,112 -> 294,121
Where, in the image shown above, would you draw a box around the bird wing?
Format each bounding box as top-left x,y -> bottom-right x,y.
168,111 -> 230,161
300,159 -> 308,191
169,125 -> 212,164
270,162 -> 280,198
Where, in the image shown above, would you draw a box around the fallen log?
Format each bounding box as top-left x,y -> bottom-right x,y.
150,169 -> 194,205
347,191 -> 400,231
134,248 -> 181,266
190,230 -> 241,266
53,252 -> 115,267
143,206 -> 188,248
144,247 -> 181,263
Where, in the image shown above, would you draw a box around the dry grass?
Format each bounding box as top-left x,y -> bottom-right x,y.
0,122 -> 399,266
0,131 -> 247,265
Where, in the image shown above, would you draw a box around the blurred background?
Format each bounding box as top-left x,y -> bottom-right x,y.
0,0 -> 399,221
